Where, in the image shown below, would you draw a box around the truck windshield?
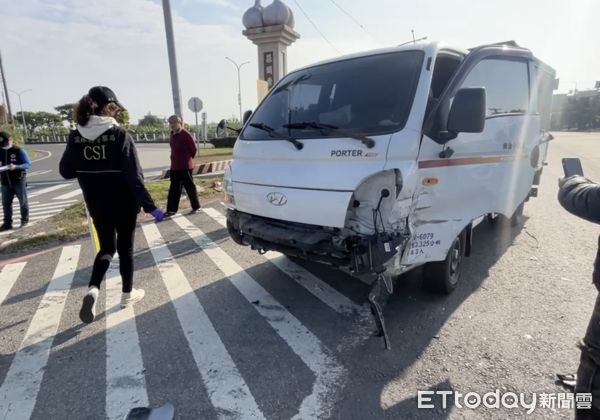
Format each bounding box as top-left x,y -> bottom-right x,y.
241,50 -> 424,140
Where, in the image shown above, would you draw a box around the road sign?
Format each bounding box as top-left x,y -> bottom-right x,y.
188,97 -> 203,113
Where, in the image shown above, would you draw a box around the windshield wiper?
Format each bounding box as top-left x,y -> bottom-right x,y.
249,122 -> 304,150
283,121 -> 376,148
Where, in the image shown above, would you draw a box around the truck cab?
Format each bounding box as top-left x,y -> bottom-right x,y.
222,40 -> 556,294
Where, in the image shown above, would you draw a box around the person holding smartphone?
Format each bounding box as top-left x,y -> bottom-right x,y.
558,161 -> 600,419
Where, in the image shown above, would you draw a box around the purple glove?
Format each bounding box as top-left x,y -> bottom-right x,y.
151,208 -> 165,222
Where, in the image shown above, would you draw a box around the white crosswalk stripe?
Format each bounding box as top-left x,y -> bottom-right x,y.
0,245 -> 80,420
0,262 -> 27,305
202,207 -> 365,318
0,207 -> 372,419
53,189 -> 82,200
27,170 -> 53,178
172,215 -> 345,420
141,223 -> 266,419
104,257 -> 149,420
28,184 -> 70,198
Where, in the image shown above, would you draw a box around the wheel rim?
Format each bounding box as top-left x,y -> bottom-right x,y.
449,237 -> 462,283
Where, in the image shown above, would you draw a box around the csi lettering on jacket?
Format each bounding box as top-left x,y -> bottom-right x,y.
59,127 -> 156,219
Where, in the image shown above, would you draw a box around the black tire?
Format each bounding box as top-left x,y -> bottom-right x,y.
226,219 -> 245,245
423,230 -> 466,295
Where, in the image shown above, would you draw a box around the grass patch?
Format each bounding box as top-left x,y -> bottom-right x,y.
194,147 -> 233,165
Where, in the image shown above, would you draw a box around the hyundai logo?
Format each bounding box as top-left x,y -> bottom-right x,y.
267,192 -> 288,206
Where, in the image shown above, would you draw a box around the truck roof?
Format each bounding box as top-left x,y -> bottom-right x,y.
291,40 -> 555,76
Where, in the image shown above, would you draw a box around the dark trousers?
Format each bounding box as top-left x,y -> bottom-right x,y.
89,212 -> 137,293
2,179 -> 29,227
576,294 -> 600,419
166,169 -> 200,213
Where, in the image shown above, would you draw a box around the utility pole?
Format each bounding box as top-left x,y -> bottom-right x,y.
0,51 -> 13,123
225,57 -> 249,122
162,0 -> 183,117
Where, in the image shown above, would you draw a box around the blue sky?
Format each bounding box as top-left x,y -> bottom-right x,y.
1,0 -> 598,124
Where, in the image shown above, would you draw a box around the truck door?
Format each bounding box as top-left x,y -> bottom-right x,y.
409,47 -> 536,264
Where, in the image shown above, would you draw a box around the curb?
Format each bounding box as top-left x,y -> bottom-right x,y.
160,160 -> 231,179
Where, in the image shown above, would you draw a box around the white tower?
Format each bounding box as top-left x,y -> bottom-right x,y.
242,0 -> 300,88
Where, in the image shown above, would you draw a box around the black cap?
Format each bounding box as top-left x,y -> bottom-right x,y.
0,131 -> 10,146
88,86 -> 125,111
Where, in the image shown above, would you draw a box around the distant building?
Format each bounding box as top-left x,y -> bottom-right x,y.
551,87 -> 600,130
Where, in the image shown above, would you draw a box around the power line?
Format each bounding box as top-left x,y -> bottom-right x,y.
292,0 -> 342,55
327,0 -> 380,44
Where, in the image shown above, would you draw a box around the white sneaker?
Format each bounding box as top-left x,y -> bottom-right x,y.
121,288 -> 145,308
80,286 -> 99,324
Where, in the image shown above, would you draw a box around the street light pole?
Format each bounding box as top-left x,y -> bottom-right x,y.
9,89 -> 31,140
162,0 -> 183,117
225,57 -> 249,122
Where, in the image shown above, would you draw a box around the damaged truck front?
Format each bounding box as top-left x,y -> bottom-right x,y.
221,40 -> 556,348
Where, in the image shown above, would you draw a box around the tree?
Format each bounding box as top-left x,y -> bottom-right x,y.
14,111 -> 62,132
0,105 -> 7,124
55,103 -> 77,126
116,110 -> 130,126
138,113 -> 165,127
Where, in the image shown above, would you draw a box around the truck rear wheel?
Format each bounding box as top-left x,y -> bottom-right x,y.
423,230 -> 466,295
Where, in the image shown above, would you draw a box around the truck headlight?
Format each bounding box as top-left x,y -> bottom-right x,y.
223,165 -> 235,208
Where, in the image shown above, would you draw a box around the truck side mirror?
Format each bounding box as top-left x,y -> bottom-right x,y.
242,110 -> 253,125
447,87 -> 486,135
216,119 -> 227,138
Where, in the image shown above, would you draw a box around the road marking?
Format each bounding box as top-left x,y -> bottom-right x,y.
28,184 -> 70,198
27,207 -> 74,216
53,189 -> 82,200
12,200 -> 77,210
141,223 -> 266,420
104,257 -> 149,420
29,150 -> 52,163
27,170 -> 53,177
0,245 -> 80,420
172,216 -> 345,420
0,262 -> 27,305
202,207 -> 363,317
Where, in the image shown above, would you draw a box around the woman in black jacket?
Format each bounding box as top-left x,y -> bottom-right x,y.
60,86 -> 164,324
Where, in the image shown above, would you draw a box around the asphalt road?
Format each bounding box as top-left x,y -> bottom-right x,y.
25,143 -> 172,184
0,132 -> 599,419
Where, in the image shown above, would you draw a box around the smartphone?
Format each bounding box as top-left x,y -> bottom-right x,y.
562,158 -> 584,177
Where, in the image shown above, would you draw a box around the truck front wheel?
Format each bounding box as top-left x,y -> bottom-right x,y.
226,219 -> 245,245
423,230 -> 466,295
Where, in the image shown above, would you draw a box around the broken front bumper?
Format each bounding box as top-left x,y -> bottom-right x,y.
226,209 -> 409,275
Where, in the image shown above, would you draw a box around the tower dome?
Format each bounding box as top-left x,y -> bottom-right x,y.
243,0 -> 264,29
262,0 -> 291,26
287,8 -> 295,28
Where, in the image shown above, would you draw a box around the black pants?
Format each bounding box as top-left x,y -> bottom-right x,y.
2,179 -> 29,227
576,294 -> 600,419
167,169 -> 200,213
89,212 -> 137,293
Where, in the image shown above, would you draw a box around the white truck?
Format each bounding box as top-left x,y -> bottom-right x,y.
219,41 -> 556,347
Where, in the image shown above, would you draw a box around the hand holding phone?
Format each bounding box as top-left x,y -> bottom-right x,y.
562,158 -> 584,177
